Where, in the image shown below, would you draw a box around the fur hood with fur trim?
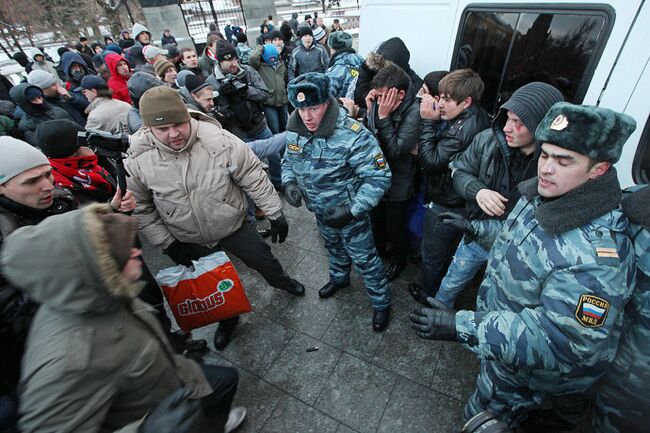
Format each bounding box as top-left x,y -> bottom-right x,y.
1,204 -> 141,314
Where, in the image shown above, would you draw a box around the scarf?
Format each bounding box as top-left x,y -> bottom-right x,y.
49,154 -> 115,197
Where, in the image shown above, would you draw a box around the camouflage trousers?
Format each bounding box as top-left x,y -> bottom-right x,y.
316,216 -> 391,310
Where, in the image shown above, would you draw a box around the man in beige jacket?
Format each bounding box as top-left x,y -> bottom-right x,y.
80,75 -> 131,133
125,86 -> 304,350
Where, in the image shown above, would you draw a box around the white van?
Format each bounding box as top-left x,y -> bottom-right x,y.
358,0 -> 649,188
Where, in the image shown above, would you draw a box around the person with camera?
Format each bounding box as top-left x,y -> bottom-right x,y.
207,40 -> 283,189
1,203 -> 246,433
125,87 -> 305,350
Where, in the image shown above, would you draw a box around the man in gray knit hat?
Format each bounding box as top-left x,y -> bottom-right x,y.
428,82 -> 564,308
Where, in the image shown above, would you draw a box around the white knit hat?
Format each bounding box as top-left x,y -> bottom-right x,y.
0,137 -> 50,185
27,70 -> 57,90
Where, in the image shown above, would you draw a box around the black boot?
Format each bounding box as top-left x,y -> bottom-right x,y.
372,308 -> 390,332
318,279 -> 350,298
213,316 -> 240,350
169,330 -> 208,354
277,278 -> 305,296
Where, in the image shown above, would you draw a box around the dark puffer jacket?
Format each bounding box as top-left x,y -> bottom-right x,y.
418,104 -> 491,207
450,110 -> 538,219
9,84 -> 75,146
365,84 -> 421,201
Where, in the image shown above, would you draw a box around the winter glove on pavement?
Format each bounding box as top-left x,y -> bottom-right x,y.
283,182 -> 302,208
269,213 -> 289,243
409,297 -> 457,341
139,388 -> 203,433
164,241 -> 212,267
323,204 -> 354,228
438,212 -> 476,239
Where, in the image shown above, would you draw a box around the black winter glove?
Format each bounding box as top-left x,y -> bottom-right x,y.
139,388 -> 203,433
269,213 -> 289,243
219,81 -> 238,97
283,182 -> 302,208
409,297 -> 457,341
164,241 -> 212,267
438,212 -> 476,239
322,204 -> 354,228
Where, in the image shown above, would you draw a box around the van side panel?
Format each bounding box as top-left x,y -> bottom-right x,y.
359,0 -> 459,75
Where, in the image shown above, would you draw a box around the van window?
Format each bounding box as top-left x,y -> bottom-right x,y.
453,6 -> 613,113
633,114 -> 650,184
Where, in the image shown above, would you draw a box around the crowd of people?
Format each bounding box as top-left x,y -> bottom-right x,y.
0,10 -> 648,433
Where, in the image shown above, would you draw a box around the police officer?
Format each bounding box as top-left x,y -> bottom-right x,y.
281,72 -> 393,331
409,102 -> 637,427
592,185 -> 649,433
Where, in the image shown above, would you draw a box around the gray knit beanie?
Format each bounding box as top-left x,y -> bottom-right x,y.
501,82 -> 564,134
0,137 -> 50,185
27,70 -> 57,90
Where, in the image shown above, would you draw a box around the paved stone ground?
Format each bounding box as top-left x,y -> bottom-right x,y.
142,197 -> 480,433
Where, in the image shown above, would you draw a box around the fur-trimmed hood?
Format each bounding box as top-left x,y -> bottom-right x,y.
1,204 -> 141,314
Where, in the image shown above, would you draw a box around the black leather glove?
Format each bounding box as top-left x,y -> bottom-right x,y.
409,299 -> 457,341
269,213 -> 289,243
438,212 -> 476,239
322,204 -> 354,228
283,182 -> 302,208
164,241 -> 212,267
139,388 -> 203,433
219,81 -> 238,97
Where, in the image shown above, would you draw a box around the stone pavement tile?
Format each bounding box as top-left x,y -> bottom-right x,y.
277,285 -> 344,339
289,250 -> 331,290
372,311 -> 443,386
331,272 -> 373,306
377,376 -> 464,433
268,236 -> 309,274
288,221 -> 327,255
246,280 -> 295,321
321,302 -> 385,361
260,394 -> 340,433
264,334 -> 343,404
232,369 -> 285,433
219,313 -> 294,376
202,349 -> 235,368
430,341 -> 480,402
315,353 -> 397,433
336,425 -> 359,433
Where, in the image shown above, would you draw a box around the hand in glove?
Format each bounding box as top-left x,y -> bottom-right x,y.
323,204 -> 354,228
438,212 -> 476,239
283,182 -> 302,208
164,241 -> 212,267
139,388 -> 203,433
409,298 -> 457,341
269,213 -> 289,243
219,81 -> 238,97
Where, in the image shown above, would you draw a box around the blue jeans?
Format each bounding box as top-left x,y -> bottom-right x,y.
262,104 -> 288,134
243,126 -> 282,188
434,238 -> 488,308
420,203 -> 465,297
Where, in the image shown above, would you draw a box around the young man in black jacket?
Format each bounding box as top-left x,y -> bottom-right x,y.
409,68 -> 490,303
364,64 -> 421,280
433,82 -> 564,308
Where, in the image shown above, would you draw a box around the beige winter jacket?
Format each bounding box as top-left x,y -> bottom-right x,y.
85,97 -> 131,133
126,111 -> 282,249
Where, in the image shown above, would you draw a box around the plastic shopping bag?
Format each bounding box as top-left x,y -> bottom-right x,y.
155,251 -> 252,332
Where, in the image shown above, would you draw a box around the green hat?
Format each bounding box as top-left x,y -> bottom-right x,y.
288,72 -> 331,108
535,102 -> 636,163
139,86 -> 190,127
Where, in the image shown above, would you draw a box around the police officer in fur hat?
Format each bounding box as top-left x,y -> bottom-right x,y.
410,102 -> 638,429
282,72 -> 393,331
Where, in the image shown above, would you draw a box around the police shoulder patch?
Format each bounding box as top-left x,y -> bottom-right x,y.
574,294 -> 610,328
287,143 -> 301,152
374,153 -> 386,170
350,68 -> 359,77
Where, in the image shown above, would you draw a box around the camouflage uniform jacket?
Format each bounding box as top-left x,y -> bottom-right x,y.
456,171 -> 635,394
325,49 -> 363,98
282,98 -> 391,218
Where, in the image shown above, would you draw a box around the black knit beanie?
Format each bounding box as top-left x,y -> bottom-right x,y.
501,82 -> 564,134
216,41 -> 238,62
35,119 -> 84,158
